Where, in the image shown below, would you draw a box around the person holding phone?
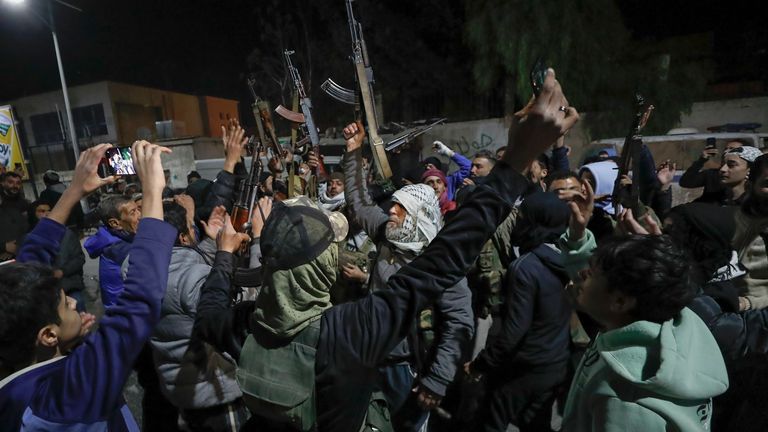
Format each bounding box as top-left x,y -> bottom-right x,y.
679,138 -> 749,204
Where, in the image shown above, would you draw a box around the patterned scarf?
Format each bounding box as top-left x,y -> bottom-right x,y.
387,184 -> 442,255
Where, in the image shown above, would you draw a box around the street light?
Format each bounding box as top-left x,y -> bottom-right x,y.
3,0 -> 82,167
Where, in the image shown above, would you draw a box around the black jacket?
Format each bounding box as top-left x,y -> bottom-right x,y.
473,244 -> 571,374
194,162 -> 529,432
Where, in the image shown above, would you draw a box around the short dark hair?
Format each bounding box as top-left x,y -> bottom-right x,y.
545,170 -> 580,189
2,172 -> 22,181
473,150 -> 496,165
98,195 -> 132,226
593,235 -> 695,324
536,153 -> 551,171
0,263 -> 61,372
162,201 -> 187,245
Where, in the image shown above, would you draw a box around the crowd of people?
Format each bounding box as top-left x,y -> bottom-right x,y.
1,69 -> 768,432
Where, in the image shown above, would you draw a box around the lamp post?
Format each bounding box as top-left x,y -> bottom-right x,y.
4,0 -> 82,167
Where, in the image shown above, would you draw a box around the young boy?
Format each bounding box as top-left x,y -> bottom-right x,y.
0,142 -> 178,430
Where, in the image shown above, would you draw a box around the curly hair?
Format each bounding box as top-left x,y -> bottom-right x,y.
593,234 -> 695,324
0,263 -> 61,372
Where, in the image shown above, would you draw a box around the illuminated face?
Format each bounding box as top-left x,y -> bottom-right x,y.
386,202 -> 407,229
549,177 -> 582,201
526,160 -> 548,184
424,175 -> 446,196
2,175 -> 22,196
471,157 -> 493,178
719,154 -> 749,187
114,200 -> 141,234
35,203 -> 52,221
328,179 -> 345,198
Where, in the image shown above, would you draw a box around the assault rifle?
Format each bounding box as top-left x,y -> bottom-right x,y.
322,0 -> 392,179
611,93 -> 654,216
385,118 -> 447,152
230,136 -> 264,234
275,50 -> 326,199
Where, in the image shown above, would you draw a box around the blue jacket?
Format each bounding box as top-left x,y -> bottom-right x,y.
0,217 -> 175,431
446,153 -> 472,201
84,226 -> 133,307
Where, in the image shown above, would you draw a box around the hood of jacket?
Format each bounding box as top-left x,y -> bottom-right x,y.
596,307 -> 728,400
530,243 -> 569,284
84,226 -> 133,258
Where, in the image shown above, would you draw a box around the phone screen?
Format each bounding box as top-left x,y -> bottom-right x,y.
104,147 -> 136,176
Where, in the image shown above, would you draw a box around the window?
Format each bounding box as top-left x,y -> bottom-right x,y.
72,104 -> 108,138
29,111 -> 66,147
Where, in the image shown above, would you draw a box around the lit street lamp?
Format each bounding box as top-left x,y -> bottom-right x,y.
3,0 -> 83,167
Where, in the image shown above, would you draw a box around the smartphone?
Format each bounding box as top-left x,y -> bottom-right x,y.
705,137 -> 717,150
530,57 -> 548,97
102,147 -> 136,176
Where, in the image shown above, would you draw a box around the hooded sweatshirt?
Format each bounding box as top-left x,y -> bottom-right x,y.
83,226 -> 133,306
579,160 -> 618,215
563,307 -> 729,432
558,228 -> 729,432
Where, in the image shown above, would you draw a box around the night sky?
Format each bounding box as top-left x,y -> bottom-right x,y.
1,0 -> 765,109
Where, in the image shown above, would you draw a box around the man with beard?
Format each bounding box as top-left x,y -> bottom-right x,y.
318,172 -> 346,211
0,172 -> 30,261
344,122 -> 473,430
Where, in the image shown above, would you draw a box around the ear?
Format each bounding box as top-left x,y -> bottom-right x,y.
37,325 -> 59,348
178,231 -> 194,246
542,169 -> 549,178
106,217 -> 121,230
610,292 -> 637,315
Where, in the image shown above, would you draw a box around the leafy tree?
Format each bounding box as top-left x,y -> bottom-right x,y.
464,0 -> 710,139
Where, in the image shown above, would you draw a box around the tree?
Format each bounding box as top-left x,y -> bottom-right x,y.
464,0 -> 710,139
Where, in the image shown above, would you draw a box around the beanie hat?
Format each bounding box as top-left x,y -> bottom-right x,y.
421,156 -> 443,172
421,168 -> 447,185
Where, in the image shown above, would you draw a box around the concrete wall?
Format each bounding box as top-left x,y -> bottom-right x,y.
6,81 -> 116,148
677,97 -> 768,132
201,96 -> 239,137
108,82 -> 205,144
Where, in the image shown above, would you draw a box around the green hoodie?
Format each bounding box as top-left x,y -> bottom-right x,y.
559,229 -> 729,431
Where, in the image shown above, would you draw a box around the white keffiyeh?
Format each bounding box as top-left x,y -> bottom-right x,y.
318,183 -> 346,211
387,184 -> 442,255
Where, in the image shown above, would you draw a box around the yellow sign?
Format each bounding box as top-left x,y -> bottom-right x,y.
0,105 -> 28,180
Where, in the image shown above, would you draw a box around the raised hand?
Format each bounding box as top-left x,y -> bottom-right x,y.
432,140 -> 454,157
656,160 -> 676,191
217,216 -> 251,253
343,121 -> 366,152
49,143 -> 117,225
201,205 -> 227,240
567,179 -> 595,240
132,140 -> 172,220
503,69 -> 579,174
222,118 -> 248,173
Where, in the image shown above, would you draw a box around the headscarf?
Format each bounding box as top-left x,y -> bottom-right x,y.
421,168 -> 455,215
579,160 -> 619,215
388,184 -> 442,254
318,179 -> 346,211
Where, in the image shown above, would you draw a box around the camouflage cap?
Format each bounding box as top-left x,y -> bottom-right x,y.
260,195 -> 349,270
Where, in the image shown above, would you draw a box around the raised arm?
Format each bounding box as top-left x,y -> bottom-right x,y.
323,69 -> 580,369
342,122 -> 389,242
31,142 -> 180,421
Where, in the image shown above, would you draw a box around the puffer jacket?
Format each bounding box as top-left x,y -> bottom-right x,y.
150,238 -> 241,409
